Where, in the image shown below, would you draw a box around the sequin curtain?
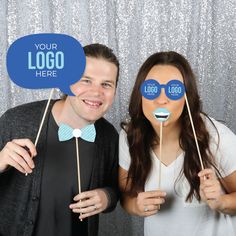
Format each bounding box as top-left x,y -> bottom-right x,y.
1,0 -> 236,235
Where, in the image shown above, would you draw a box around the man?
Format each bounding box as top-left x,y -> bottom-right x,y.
0,43 -> 120,236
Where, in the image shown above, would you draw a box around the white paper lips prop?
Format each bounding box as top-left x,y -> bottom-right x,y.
153,108 -> 171,122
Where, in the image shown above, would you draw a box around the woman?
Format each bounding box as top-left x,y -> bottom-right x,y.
119,51 -> 236,236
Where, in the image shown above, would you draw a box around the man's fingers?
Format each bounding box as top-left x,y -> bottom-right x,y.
0,139 -> 37,173
8,141 -> 35,169
70,199 -> 102,220
73,190 -> 95,201
70,188 -> 109,220
70,198 -> 96,209
78,209 -> 100,220
12,139 -> 37,157
7,157 -> 26,173
9,150 -> 33,173
72,204 -> 102,214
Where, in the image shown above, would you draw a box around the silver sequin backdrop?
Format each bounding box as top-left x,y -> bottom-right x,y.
0,0 -> 236,235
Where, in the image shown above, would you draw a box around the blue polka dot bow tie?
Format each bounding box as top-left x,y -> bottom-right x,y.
58,123 -> 96,142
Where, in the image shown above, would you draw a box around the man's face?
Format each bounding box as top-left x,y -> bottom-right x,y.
67,57 -> 117,124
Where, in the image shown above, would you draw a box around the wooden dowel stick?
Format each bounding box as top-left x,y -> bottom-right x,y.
158,122 -> 163,190
184,94 -> 204,170
157,122 -> 163,210
35,88 -> 55,147
75,137 -> 83,221
25,88 -> 55,176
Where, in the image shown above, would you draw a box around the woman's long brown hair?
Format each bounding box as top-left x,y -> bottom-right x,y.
122,51 -> 219,201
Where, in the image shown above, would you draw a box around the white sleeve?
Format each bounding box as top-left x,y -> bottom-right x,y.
119,129 -> 131,171
208,119 -> 236,177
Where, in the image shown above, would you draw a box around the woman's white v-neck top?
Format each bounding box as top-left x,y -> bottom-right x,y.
119,118 -> 236,236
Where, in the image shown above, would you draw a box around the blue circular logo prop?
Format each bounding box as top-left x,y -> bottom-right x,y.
140,79 -> 160,100
6,33 -> 86,96
166,80 -> 185,100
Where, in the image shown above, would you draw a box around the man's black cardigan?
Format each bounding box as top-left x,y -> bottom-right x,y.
0,100 -> 119,236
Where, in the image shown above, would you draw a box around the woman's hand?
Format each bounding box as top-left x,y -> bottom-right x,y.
134,190 -> 166,217
70,188 -> 109,220
198,168 -> 223,210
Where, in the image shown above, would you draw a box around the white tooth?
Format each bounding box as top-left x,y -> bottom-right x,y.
156,113 -> 168,116
85,100 -> 100,106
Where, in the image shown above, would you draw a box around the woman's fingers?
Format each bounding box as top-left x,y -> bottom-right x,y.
198,168 -> 216,179
199,168 -> 223,203
143,196 -> 165,205
136,190 -> 167,216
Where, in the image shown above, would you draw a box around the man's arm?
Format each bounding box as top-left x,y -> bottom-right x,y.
0,111 -> 37,174
103,133 -> 120,212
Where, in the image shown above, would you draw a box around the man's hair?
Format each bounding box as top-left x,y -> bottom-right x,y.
83,43 -> 119,83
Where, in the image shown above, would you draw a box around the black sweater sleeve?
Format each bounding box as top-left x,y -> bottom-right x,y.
95,118 -> 120,213
102,130 -> 120,213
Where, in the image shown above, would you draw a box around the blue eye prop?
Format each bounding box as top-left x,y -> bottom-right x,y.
140,79 -> 185,100
165,80 -> 185,100
140,79 -> 160,100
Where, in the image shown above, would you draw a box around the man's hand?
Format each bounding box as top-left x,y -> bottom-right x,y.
0,139 -> 37,174
69,188 -> 109,220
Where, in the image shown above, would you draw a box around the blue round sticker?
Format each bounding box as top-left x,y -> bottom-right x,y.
140,79 -> 160,100
6,33 -> 86,96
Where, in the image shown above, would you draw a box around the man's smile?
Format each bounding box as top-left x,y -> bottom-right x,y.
83,99 -> 103,109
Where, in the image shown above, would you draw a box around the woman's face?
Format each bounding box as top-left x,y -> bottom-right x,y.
142,65 -> 185,129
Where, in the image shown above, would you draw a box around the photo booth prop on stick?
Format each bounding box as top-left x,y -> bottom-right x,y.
153,107 -> 170,190
7,33 -> 89,219
141,79 -> 204,192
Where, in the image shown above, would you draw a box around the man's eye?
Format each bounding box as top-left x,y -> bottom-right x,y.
81,79 -> 91,84
102,83 -> 112,88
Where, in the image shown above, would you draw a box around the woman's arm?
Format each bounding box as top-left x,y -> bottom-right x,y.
218,171 -> 236,214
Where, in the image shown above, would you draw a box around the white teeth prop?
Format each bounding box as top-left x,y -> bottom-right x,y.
153,108 -> 171,122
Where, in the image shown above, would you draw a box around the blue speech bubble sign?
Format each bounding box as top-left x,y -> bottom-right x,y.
140,79 -> 160,100
6,33 -> 86,96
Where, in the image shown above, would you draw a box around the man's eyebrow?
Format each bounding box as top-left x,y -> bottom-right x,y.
82,75 -> 93,80
82,76 -> 115,85
103,80 -> 115,85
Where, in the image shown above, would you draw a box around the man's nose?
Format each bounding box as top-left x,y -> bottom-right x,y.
90,83 -> 103,95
